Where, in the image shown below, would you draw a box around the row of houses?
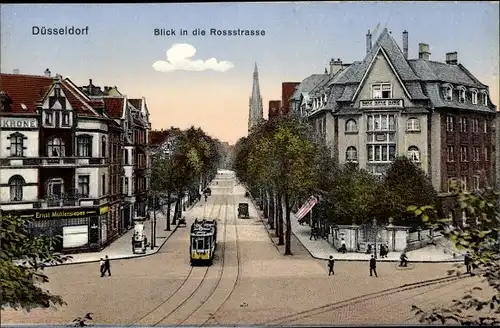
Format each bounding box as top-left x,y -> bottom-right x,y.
267,28 -> 500,217
0,70 -> 151,252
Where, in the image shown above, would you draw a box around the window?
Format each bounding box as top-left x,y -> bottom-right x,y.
460,117 -> 467,132
446,116 -> 454,132
47,178 -> 63,198
346,146 -> 357,162
372,83 -> 392,99
8,132 -> 25,157
473,147 -> 480,161
366,114 -> 396,163
472,119 -> 479,133
101,175 -> 106,195
447,146 -> 455,162
471,90 -> 478,105
406,118 -> 420,131
484,147 -> 489,161
461,176 -> 468,191
367,114 -> 395,131
9,175 -> 25,201
444,87 -> 453,100
77,135 -> 92,157
62,112 -> 70,125
124,149 -> 129,165
482,92 -> 488,106
458,88 -> 466,103
460,146 -> 468,162
345,119 -> 357,132
54,88 -> 61,97
45,111 -> 53,125
125,177 -> 129,194
407,146 -> 420,162
102,136 -> 107,157
473,176 -> 480,190
78,175 -> 90,197
484,120 -> 488,133
47,137 -> 65,157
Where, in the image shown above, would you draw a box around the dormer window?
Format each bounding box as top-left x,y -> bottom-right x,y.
482,92 -> 488,106
458,87 -> 466,103
444,86 -> 453,100
471,90 -> 478,105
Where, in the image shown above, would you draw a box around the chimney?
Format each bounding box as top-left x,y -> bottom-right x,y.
329,58 -> 343,75
44,68 -> 51,77
366,30 -> 372,54
418,43 -> 431,60
445,52 -> 458,65
13,69 -> 19,74
402,30 -> 408,59
89,79 -> 93,85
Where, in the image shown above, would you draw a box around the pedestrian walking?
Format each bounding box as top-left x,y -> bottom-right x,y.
464,251 -> 472,273
369,255 -> 377,277
327,255 -> 335,276
99,258 -> 105,277
103,255 -> 111,277
309,227 -> 315,240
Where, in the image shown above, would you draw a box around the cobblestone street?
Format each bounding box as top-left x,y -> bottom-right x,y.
1,173 -> 489,326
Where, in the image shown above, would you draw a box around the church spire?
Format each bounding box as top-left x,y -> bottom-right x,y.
248,62 -> 263,133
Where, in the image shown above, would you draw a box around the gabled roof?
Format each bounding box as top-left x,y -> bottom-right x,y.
129,98 -> 142,110
0,73 -> 54,113
346,28 -> 420,84
351,45 -> 412,101
60,78 -> 100,117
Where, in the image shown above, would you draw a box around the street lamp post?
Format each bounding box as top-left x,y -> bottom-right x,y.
373,218 -> 377,259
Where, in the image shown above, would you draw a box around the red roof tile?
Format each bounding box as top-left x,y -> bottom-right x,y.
149,130 -> 170,146
0,73 -> 54,113
103,97 -> 124,118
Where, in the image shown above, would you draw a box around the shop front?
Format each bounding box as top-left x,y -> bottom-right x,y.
6,205 -> 110,252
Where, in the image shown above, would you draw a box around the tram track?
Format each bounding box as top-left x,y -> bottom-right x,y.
150,183 -> 235,326
262,273 -> 474,325
130,194 -> 224,326
196,184 -> 243,327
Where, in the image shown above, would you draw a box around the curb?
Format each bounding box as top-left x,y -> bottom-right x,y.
245,192 -> 284,254
292,229 -> 463,264
49,198 -> 202,267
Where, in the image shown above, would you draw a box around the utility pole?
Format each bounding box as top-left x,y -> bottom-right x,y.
373,218 -> 378,259
150,195 -> 155,250
153,196 -> 157,248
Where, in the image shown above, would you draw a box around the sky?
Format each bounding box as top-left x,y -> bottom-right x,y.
1,2 -> 498,145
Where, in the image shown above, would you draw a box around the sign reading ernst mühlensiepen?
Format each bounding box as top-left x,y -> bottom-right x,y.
1,117 -> 38,129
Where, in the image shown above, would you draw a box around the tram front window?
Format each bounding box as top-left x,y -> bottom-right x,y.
196,239 -> 204,250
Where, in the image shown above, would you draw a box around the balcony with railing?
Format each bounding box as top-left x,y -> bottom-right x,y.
33,192 -> 101,209
0,157 -> 107,167
359,99 -> 404,108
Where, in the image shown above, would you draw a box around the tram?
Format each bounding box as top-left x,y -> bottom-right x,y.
190,218 -> 218,265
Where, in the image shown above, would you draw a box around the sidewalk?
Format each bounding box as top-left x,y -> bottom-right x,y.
246,189 -> 464,263
56,196 -> 198,266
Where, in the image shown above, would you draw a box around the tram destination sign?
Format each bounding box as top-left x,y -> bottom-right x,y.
1,117 -> 38,129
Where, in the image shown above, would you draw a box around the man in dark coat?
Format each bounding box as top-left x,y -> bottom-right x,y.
327,255 -> 335,276
103,255 -> 111,276
464,251 -> 472,273
369,255 -> 377,277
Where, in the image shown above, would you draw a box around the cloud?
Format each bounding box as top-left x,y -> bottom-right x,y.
152,44 -> 235,73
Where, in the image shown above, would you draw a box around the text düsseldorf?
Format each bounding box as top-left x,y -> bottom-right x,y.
32,26 -> 90,36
